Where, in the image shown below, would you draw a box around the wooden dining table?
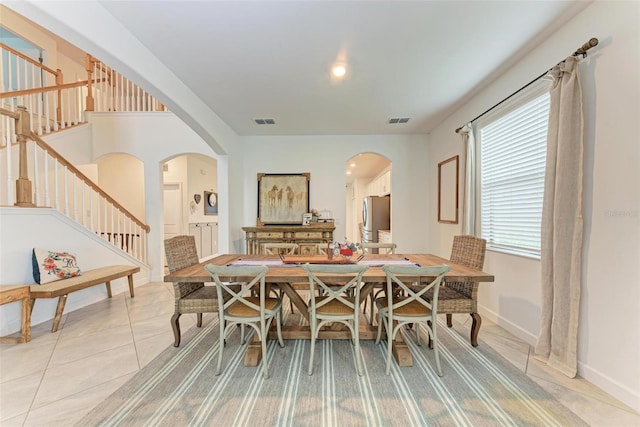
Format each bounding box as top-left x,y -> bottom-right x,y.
164,253 -> 494,367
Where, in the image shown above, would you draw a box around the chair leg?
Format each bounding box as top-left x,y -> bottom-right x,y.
171,313 -> 181,347
216,318 -> 225,375
197,313 -> 203,327
260,324 -> 269,379
470,313 -> 482,347
432,320 -> 443,377
446,313 -> 453,328
308,318 -> 317,375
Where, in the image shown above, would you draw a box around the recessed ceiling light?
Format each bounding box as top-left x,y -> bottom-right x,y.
331,64 -> 347,78
346,170 -> 352,175
350,163 -> 356,168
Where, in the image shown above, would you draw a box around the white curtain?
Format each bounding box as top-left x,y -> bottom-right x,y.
459,123 -> 476,235
535,56 -> 584,377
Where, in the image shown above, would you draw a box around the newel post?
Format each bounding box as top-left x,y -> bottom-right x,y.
56,68 -> 63,123
85,54 -> 95,111
15,106 -> 35,207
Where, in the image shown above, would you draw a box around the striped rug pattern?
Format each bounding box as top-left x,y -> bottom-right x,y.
80,309 -> 585,426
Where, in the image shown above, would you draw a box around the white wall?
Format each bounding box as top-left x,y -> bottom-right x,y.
427,1 -> 640,411
0,208 -> 149,336
239,135 -> 429,253
88,112 -> 226,281
187,155 -> 218,224
97,154 -> 145,220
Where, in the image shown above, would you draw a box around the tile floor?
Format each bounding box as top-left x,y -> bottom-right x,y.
1,282 -> 639,426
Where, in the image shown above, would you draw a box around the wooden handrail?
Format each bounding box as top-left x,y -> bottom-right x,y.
29,132 -> 151,233
0,79 -> 105,99
0,107 -> 20,119
0,43 -> 59,77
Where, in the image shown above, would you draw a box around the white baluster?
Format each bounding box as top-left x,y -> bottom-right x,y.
54,160 -> 59,209
73,173 -> 78,220
81,181 -> 86,226
33,143 -> 40,206
64,166 -> 69,215
89,190 -> 94,232
44,92 -> 51,133
44,150 -> 50,207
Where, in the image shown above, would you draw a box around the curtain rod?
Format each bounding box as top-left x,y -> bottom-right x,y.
454,37 -> 598,133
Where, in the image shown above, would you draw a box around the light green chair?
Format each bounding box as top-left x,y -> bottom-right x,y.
205,264 -> 284,379
376,264 -> 450,376
303,263 -> 369,376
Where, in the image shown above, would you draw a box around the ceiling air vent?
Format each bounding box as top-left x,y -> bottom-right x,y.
254,118 -> 276,125
388,117 -> 410,124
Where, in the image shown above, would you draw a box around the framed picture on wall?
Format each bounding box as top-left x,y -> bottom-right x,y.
257,173 -> 310,225
437,155 -> 459,224
204,191 -> 218,215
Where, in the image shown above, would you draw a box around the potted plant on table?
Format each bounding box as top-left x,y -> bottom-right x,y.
335,238 -> 361,259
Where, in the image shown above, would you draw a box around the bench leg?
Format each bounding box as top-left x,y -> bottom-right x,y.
52,295 -> 68,333
105,281 -> 112,298
128,274 -> 135,298
21,297 -> 31,343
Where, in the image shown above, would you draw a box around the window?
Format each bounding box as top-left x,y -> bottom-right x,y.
478,89 -> 550,258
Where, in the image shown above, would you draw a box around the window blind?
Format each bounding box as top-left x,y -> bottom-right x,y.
479,92 -> 550,256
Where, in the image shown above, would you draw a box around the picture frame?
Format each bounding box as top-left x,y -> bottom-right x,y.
437,155 -> 459,224
302,213 -> 313,226
257,173 -> 310,225
204,191 -> 218,215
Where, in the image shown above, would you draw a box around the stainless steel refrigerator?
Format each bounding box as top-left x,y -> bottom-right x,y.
361,195 -> 390,252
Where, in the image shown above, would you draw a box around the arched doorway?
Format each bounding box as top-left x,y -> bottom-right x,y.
345,153 -> 391,245
162,154 -> 218,261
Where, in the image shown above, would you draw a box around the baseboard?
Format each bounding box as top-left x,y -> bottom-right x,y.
479,304 -> 640,413
579,360 -> 640,413
478,304 -> 538,345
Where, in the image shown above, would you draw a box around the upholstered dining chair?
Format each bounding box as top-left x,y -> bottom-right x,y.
205,264 -> 285,379
165,235 -> 239,347
361,242 -> 397,325
423,235 -> 486,347
376,264 -> 450,375
303,264 -> 369,376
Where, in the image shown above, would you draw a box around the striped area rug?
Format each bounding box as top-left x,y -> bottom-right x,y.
79,310 -> 585,426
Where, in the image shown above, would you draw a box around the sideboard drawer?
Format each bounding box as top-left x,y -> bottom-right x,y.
294,231 -> 323,239
256,231 -> 284,239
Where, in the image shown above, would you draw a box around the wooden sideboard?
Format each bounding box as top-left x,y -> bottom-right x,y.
242,224 -> 335,255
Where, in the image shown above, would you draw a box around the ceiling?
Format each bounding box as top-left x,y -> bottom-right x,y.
95,1 -> 588,137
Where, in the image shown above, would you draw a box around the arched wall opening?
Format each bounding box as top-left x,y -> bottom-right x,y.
345,152 -> 391,245
161,153 -> 219,262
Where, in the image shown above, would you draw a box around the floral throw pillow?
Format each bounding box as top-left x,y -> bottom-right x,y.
32,248 -> 82,284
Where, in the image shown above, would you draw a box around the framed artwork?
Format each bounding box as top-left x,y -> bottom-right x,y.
438,155 -> 459,224
302,213 -> 313,225
257,173 -> 310,225
204,191 -> 218,215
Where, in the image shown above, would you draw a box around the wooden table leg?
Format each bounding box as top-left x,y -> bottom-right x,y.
391,321 -> 413,367
244,332 -> 262,366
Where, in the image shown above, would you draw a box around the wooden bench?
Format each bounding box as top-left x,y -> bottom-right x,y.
29,265 -> 140,332
0,285 -> 32,343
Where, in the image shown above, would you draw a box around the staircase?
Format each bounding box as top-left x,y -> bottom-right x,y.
0,44 -> 165,265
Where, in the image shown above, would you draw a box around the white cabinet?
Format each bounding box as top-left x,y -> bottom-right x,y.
188,222 -> 218,259
378,230 -> 392,244
366,170 -> 391,196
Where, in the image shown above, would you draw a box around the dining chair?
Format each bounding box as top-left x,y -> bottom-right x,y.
421,235 -> 486,347
361,242 -> 397,325
314,243 -> 330,255
262,243 -> 298,311
376,264 -> 450,375
303,263 -> 369,376
165,235 -> 240,347
262,243 -> 299,255
204,264 -> 285,379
